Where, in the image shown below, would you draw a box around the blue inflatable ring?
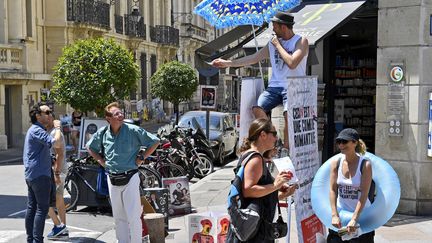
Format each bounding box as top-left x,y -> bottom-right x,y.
311,152 -> 400,233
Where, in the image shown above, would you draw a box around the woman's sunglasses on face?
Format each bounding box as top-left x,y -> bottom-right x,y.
336,139 -> 349,145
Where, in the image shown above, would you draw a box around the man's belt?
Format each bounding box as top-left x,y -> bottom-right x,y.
108,169 -> 138,176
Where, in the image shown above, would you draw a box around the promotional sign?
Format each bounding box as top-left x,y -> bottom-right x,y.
286,76 -> 325,243
143,188 -> 170,230
162,176 -> 192,216
238,77 -> 265,148
200,85 -> 217,109
188,212 -> 230,243
79,118 -> 109,152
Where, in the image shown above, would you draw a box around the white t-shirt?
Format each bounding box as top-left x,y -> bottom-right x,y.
336,155 -> 371,212
268,34 -> 308,88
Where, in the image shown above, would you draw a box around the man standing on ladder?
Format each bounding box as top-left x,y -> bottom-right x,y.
211,11 -> 309,150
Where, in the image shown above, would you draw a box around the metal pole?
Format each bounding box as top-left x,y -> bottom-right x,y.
206,77 -> 210,139
286,197 -> 292,243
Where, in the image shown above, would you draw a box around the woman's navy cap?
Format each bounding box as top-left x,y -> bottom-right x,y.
336,128 -> 359,141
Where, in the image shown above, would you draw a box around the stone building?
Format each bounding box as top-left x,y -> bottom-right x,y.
0,0 -> 179,149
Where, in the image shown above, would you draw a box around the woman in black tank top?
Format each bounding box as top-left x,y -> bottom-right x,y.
227,118 -> 296,243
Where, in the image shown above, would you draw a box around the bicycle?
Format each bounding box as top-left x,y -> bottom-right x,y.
64,156 -> 163,212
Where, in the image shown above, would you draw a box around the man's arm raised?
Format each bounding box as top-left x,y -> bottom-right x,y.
211,45 -> 269,68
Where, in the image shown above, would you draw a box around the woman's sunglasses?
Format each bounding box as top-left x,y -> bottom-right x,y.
336,139 -> 349,145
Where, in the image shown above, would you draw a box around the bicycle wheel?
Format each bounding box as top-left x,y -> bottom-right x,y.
157,163 -> 187,179
138,166 -> 162,189
64,177 -> 79,212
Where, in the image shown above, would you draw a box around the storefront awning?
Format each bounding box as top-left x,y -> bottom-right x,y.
244,0 -> 366,48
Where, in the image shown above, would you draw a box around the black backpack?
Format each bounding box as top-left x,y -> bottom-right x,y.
337,157 -> 376,203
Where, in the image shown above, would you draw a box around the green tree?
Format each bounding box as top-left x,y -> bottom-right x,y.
150,61 -> 198,124
51,38 -> 140,116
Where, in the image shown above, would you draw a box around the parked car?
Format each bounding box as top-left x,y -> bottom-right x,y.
178,111 -> 239,165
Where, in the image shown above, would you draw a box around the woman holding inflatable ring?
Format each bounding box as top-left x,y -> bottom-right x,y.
328,128 -> 375,243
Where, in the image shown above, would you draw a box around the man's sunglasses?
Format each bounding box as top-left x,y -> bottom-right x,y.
336,139 -> 349,145
267,130 -> 278,137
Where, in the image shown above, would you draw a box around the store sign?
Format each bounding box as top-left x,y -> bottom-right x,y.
387,62 -> 405,137
388,62 -> 405,83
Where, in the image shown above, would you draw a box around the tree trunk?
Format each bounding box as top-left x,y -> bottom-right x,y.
174,103 -> 179,125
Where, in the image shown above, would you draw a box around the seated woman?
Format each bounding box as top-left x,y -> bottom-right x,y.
227,118 -> 296,243
328,128 -> 374,243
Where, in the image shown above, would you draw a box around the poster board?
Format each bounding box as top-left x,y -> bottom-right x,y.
286,76 -> 325,243
238,77 -> 265,148
200,85 -> 217,109
188,212 -> 230,243
162,176 -> 192,216
78,118 -> 109,152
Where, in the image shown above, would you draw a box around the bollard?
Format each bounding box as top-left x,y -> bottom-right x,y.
144,213 -> 165,243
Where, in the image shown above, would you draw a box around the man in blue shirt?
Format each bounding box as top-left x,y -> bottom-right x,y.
87,102 -> 159,242
23,104 -> 62,243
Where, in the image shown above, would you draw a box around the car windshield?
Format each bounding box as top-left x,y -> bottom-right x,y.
179,115 -> 221,131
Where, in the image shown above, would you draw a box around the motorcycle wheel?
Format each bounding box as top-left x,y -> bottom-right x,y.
192,153 -> 214,179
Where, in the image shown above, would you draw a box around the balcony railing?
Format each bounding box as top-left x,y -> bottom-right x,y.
67,0 -> 110,29
124,15 -> 146,39
150,25 -> 179,46
115,15 -> 123,34
0,45 -> 23,71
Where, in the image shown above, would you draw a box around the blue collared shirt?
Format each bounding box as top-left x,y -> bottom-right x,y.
86,123 -> 160,173
23,122 -> 54,181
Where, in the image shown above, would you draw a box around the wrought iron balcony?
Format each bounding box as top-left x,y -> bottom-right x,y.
67,0 -> 110,29
115,15 -> 123,34
150,25 -> 179,46
124,15 -> 146,39
0,45 -> 23,71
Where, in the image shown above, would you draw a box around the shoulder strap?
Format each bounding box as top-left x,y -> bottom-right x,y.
336,157 -> 341,170
234,151 -> 261,175
360,158 -> 367,173
100,126 -> 108,157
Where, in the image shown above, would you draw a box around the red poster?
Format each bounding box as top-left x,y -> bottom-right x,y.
300,214 -> 325,243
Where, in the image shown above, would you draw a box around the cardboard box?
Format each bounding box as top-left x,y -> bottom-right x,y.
162,176 -> 192,216
188,212 -> 230,243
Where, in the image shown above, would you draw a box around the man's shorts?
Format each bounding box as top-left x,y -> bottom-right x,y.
255,87 -> 288,113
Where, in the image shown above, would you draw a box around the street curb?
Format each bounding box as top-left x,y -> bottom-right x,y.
0,157 -> 22,165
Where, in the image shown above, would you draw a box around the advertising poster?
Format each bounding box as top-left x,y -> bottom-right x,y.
200,86 -> 217,109
143,188 -> 170,230
78,118 -> 109,152
286,76 -> 325,243
162,176 -> 192,216
188,212 -> 230,243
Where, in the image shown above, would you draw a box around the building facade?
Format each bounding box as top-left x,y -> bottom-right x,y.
0,0 -> 179,149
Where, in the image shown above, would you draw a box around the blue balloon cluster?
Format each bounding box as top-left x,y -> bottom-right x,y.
311,152 -> 400,233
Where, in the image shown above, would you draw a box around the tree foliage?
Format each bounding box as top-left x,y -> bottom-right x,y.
51,38 -> 140,116
150,61 -> 198,123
